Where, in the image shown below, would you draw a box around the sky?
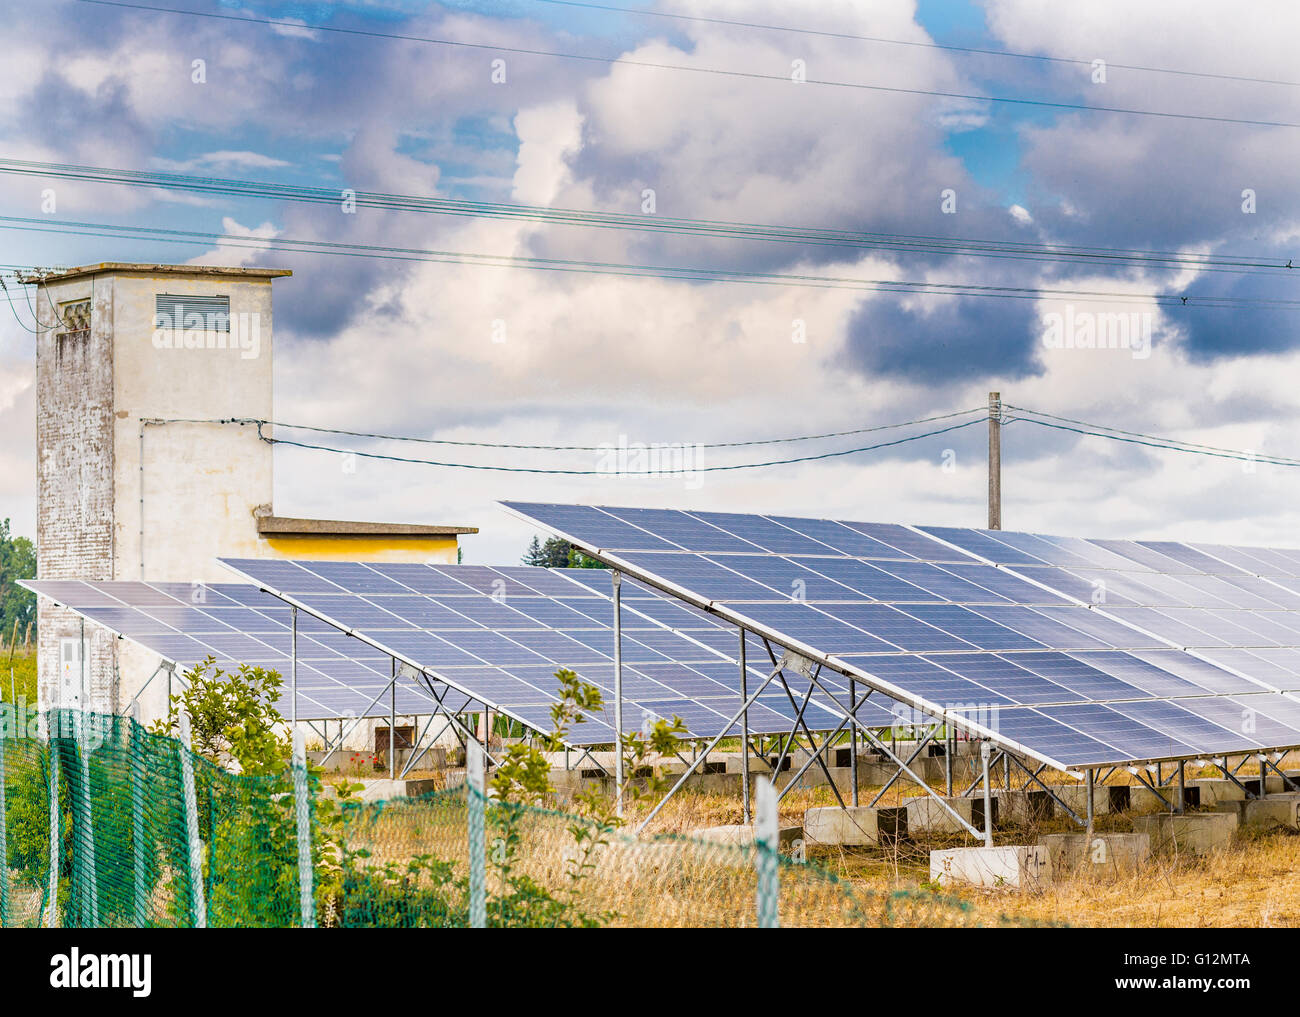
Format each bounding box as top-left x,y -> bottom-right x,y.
1,0 -> 1298,567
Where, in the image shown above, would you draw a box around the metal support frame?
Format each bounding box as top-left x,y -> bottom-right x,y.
612,570 -> 625,820
765,644 -> 844,808
121,662 -> 166,717
290,606 -> 298,727
1261,754 -> 1300,793
961,748 -> 1004,797
1129,766 -> 1173,809
980,741 -> 994,847
775,698 -> 874,805
796,669 -> 985,839
944,725 -> 953,798
868,725 -> 937,807
1217,757 -> 1260,800
848,677 -> 859,807
1005,753 -> 1084,826
389,658 -> 397,780
766,674 -> 817,784
739,629 -> 751,824
1085,768 -> 1095,846
399,712 -> 454,778
635,657 -> 790,834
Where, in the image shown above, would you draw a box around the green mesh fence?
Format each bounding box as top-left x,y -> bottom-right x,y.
0,710 -> 1012,928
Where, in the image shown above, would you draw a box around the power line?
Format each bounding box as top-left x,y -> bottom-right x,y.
3,158 -> 1293,276
1006,406 -> 1300,466
254,417 -> 988,474
76,0 -> 1300,129
6,215 -> 1298,310
256,406 -> 988,451
0,276 -> 40,333
527,0 -> 1300,89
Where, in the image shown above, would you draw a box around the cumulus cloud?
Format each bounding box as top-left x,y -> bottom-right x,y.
0,0 -> 1298,563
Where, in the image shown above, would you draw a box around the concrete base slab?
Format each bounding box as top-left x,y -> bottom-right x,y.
1212,795 -> 1300,830
906,795 -> 995,836
1040,832 -> 1151,877
693,824 -> 803,854
992,789 -> 1054,825
1133,812 -> 1237,855
804,806 -> 907,846
1047,784 -> 1134,816
1190,778 -> 1250,806
930,845 -> 1051,890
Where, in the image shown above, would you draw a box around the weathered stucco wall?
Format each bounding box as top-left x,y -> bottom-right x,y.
112,272 -> 276,586
36,274 -> 117,711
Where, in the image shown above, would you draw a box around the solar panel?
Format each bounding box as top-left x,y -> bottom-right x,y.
503,502 -> 1300,769
217,558 -> 919,745
23,579 -> 437,720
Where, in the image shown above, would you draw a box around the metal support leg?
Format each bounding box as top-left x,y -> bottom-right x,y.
1177,760 -> 1187,813
1130,766 -> 1173,809
867,727 -> 936,807
981,741 -> 994,847
635,658 -> 787,835
290,607 -> 299,728
944,725 -> 953,798
612,571 -> 624,820
1085,768 -> 1095,847
1217,757 -> 1259,800
739,629 -> 751,824
389,658 -> 397,781
798,672 -> 983,839
849,677 -> 859,807
1262,754 -> 1300,793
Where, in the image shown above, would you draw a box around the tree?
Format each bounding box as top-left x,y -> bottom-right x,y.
521,535 -> 597,569
0,519 -> 36,644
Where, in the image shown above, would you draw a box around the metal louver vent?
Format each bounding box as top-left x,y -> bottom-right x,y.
154,293 -> 231,332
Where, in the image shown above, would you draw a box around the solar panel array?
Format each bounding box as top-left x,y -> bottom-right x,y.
23,579 -> 444,720
215,559 -> 907,744
502,502 -> 1300,770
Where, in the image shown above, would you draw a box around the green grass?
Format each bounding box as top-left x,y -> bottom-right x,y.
2,648 -> 36,705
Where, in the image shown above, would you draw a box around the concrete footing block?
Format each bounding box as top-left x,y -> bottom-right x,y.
930,845 -> 1051,890
906,795 -> 995,836
1046,784 -> 1133,816
992,789 -> 1054,825
804,806 -> 907,846
1133,811 -> 1237,855
693,824 -> 803,854
1039,832 -> 1151,877
1212,794 -> 1300,830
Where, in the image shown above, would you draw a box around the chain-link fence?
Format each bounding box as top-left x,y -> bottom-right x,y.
1,710 -> 1008,928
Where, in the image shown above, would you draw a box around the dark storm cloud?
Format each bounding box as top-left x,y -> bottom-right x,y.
842,288 -> 1043,383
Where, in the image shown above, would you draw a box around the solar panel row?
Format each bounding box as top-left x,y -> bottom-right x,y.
501,502 -> 1300,769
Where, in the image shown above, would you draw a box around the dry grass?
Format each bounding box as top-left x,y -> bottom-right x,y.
336,746 -> 1300,927
606,756 -> 1300,928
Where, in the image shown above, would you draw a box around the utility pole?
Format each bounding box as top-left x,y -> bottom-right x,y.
987,391 -> 1002,530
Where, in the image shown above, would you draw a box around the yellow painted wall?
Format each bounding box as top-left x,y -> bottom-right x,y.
259,535 -> 461,562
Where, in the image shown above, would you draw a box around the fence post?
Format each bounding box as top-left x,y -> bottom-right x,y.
292,728 -> 316,929
0,722 -> 8,927
73,708 -> 98,926
130,703 -> 147,927
755,776 -> 779,928
178,712 -> 207,928
467,740 -> 486,929
46,718 -> 59,929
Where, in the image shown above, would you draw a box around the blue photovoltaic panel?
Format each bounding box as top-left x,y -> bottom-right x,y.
23,579 -> 436,720
503,502 -> 1300,768
219,559 -> 931,744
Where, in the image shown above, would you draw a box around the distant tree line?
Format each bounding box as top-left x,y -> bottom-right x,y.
522,536 -> 607,570
0,518 -> 36,646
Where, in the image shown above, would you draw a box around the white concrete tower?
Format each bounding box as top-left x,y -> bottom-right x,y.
29,262 -> 290,714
